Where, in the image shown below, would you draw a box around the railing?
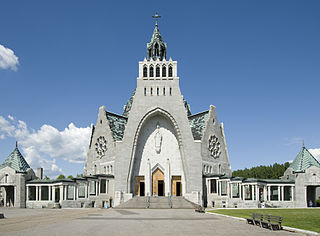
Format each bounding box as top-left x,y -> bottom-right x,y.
146,195 -> 150,208
168,194 -> 172,208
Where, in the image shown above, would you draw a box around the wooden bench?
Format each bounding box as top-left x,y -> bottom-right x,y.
195,205 -> 205,213
246,213 -> 264,226
261,215 -> 283,230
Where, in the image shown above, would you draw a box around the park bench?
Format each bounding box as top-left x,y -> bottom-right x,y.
246,213 -> 264,226
195,205 -> 205,213
261,215 -> 283,230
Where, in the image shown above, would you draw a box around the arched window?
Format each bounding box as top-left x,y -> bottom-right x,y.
169,87 -> 172,96
157,87 -> 159,96
163,87 -> 166,96
149,66 -> 154,77
143,66 -> 147,77
156,66 -> 160,77
144,87 -> 146,96
218,164 -> 221,175
168,66 -> 173,77
162,66 -> 166,77
150,87 -> 153,96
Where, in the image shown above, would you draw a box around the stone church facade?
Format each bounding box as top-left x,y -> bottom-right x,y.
83,19 -> 231,206
1,17 -> 319,209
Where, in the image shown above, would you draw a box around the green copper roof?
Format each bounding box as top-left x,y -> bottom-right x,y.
188,111 -> 209,140
122,90 -> 135,117
106,111 -> 127,141
289,146 -> 320,172
0,147 -> 31,172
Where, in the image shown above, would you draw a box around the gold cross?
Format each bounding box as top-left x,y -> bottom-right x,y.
152,12 -> 161,26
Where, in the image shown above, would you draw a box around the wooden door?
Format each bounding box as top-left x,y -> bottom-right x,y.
171,176 -> 182,196
152,168 -> 164,196
134,176 -> 144,196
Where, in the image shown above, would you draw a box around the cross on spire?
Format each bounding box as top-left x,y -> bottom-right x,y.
152,12 -> 161,26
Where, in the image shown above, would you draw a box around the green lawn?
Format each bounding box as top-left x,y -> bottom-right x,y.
209,208 -> 320,233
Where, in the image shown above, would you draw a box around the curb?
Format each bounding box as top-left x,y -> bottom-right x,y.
205,211 -> 319,236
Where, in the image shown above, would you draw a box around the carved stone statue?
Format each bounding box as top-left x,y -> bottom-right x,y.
154,123 -> 162,154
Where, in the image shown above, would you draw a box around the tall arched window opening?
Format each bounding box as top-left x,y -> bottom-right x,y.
150,66 -> 154,77
143,66 -> 148,77
168,66 -> 173,77
156,66 -> 160,77
157,87 -> 159,96
170,87 -> 172,96
162,66 -> 166,77
150,87 -> 153,96
163,87 -> 166,96
144,87 -> 146,96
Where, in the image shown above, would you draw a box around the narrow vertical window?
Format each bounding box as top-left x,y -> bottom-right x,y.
149,66 -> 154,77
163,87 -> 166,96
157,87 -> 159,96
170,87 -> 172,96
162,66 -> 166,77
168,66 -> 173,77
156,66 -> 160,77
150,87 -> 153,96
144,87 -> 146,96
143,66 -> 147,77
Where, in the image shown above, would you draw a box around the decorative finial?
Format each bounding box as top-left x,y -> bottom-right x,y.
152,12 -> 161,26
302,140 -> 305,148
16,141 -> 18,148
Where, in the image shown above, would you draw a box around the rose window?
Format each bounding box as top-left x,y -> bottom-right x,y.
95,136 -> 107,158
208,135 -> 221,158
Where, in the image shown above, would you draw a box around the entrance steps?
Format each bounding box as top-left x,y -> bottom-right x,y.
115,196 -> 195,209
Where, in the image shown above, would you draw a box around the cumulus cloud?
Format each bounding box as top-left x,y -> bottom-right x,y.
0,115 -> 91,177
309,148 -> 320,162
0,44 -> 19,71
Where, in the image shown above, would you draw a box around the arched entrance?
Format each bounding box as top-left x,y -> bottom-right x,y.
152,168 -> 164,196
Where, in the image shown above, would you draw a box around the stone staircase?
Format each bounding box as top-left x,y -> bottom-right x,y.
115,196 -> 195,209
171,196 -> 195,209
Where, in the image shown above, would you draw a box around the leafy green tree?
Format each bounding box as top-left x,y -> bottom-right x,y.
56,174 -> 66,180
232,162 -> 290,179
67,175 -> 73,179
43,176 -> 50,180
76,173 -> 84,178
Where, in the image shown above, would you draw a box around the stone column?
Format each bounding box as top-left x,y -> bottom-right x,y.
59,185 -> 63,204
96,181 -> 98,196
304,186 -> 307,206
278,186 -> 280,201
86,183 -> 89,198
146,159 -> 151,196
251,185 -> 254,200
242,185 -> 245,200
64,185 -> 67,200
165,158 -> 171,196
73,186 -> 76,200
49,186 -> 51,201
281,186 -> 284,201
256,185 -> 259,201
264,186 -> 267,201
36,186 -> 39,201
268,186 -> 271,201
26,186 -> 29,202
52,186 -> 56,202
291,186 -> 294,201
39,186 -> 42,201
239,184 -> 242,200
230,183 -> 233,199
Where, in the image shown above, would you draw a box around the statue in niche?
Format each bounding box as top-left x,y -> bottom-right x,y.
154,123 -> 162,154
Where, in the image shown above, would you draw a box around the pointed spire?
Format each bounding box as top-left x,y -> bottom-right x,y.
16,141 -> 18,148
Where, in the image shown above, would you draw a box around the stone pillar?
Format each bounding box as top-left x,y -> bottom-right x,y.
165,158 -> 171,196
227,182 -> 230,197
96,181 -> 98,196
264,186 -> 267,201
242,185 -> 245,200
268,186 -> 271,201
251,185 -> 254,200
278,186 -> 280,201
291,186 -> 294,201
230,183 -> 233,198
239,184 -> 242,200
39,186 -> 42,201
64,185 -> 67,201
26,186 -> 29,202
86,183 -> 89,198
59,185 -> 63,204
36,186 -> 39,201
304,186 -> 307,206
146,159 -> 151,196
281,186 -> 284,201
256,185 -> 259,201
52,186 -> 55,202
73,185 -> 76,200
49,186 -> 51,201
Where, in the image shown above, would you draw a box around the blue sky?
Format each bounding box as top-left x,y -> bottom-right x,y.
0,0 -> 319,178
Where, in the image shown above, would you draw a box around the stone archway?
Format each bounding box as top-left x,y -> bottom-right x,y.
128,108 -> 186,196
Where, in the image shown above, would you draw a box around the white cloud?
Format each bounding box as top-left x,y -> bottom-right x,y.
309,148 -> 320,162
0,115 -> 90,178
0,44 -> 19,71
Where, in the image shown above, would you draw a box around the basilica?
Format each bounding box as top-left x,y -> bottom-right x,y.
0,16 -> 319,209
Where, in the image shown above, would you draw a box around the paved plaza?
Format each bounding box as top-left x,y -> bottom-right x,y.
0,208 -> 310,236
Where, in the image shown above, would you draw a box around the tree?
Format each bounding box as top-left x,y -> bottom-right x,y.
56,174 -> 66,180
43,176 -> 50,180
76,173 -> 84,178
67,175 -> 73,179
232,162 -> 290,179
